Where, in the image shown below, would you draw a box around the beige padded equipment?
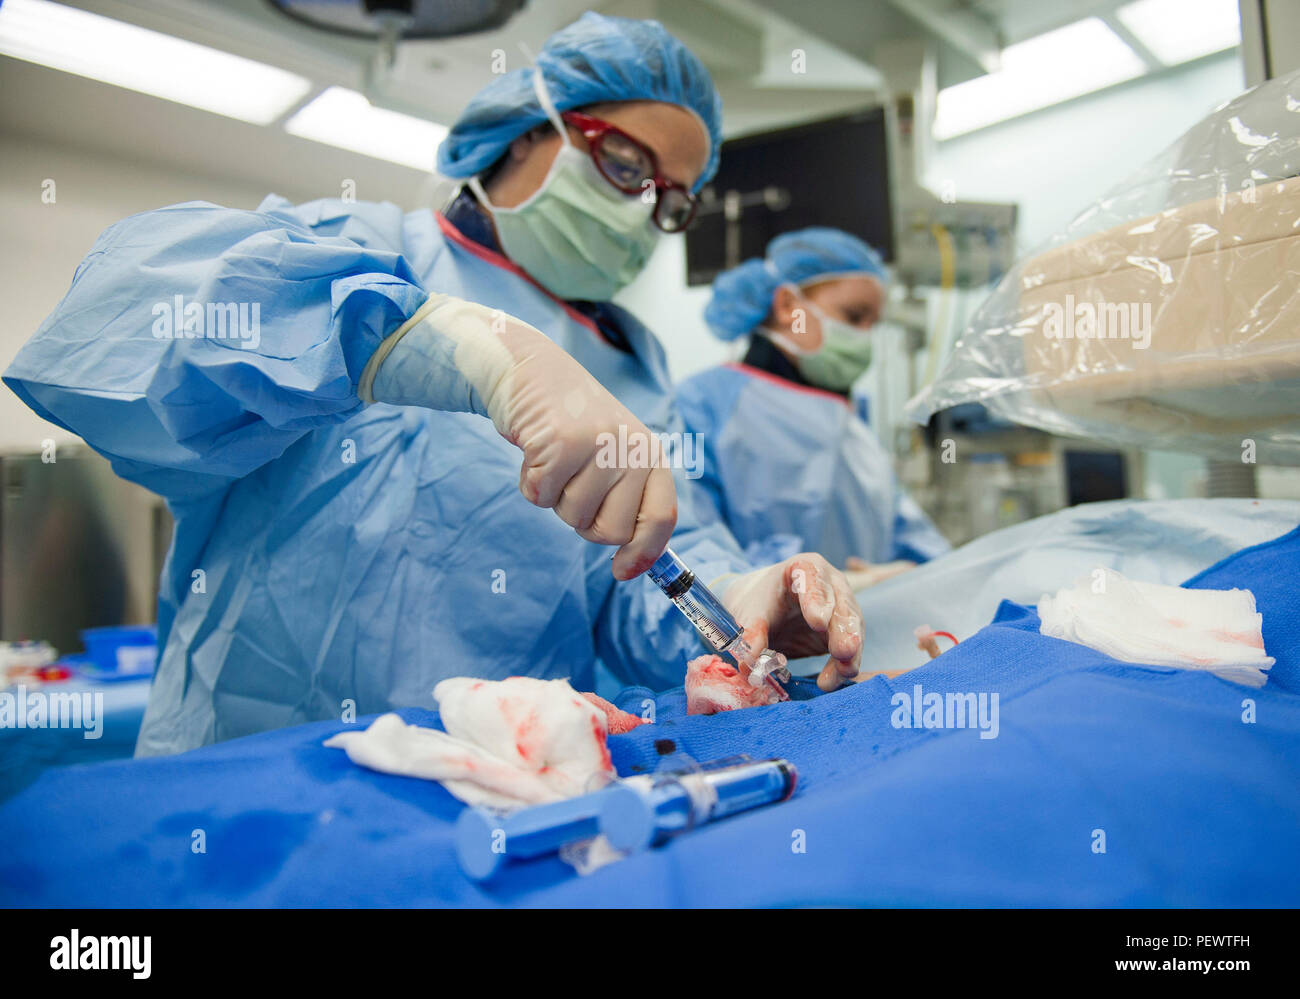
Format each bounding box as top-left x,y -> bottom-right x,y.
1016,175 -> 1300,438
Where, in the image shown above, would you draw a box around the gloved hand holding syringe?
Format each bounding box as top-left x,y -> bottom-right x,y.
647,548 -> 794,700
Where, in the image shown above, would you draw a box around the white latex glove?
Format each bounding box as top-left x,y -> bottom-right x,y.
718,553 -> 864,692
843,557 -> 916,591
360,294 -> 677,580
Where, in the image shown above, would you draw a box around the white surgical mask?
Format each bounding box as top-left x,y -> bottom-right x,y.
764,289 -> 875,392
469,71 -> 660,301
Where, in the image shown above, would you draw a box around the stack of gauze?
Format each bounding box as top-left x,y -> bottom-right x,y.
1038,569 -> 1274,688
325,677 -> 644,810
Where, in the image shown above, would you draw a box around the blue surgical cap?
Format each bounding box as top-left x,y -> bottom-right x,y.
437,12 -> 723,193
704,227 -> 889,341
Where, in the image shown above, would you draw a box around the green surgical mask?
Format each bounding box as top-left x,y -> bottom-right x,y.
767,298 -> 875,392
469,128 -> 660,302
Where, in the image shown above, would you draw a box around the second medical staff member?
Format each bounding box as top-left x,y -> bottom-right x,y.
4,15 -> 865,757
677,228 -> 950,579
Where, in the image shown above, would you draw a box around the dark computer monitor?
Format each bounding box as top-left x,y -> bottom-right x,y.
1064,450 -> 1129,505
684,107 -> 893,286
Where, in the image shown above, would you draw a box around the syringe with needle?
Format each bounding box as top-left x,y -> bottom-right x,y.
647,548 -> 792,700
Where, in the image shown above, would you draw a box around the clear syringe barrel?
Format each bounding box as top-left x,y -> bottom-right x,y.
647,549 -> 743,654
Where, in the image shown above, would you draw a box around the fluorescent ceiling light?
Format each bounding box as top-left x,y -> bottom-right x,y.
934,18 -> 1147,140
0,0 -> 311,125
285,87 -> 447,172
1117,0 -> 1241,66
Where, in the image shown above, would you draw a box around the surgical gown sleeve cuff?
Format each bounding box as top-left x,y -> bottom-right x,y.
364,294 -> 497,418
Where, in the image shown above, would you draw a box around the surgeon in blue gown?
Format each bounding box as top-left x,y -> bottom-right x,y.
4,15 -> 865,757
676,228 -> 950,579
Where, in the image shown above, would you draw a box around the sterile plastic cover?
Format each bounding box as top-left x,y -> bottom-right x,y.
906,67 -> 1300,462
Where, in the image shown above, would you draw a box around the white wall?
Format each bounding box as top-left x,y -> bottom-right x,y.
923,52 -> 1246,253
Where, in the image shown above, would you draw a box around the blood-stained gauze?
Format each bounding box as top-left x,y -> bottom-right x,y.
325,676 -> 641,810
685,654 -> 782,715
1038,569 -> 1274,688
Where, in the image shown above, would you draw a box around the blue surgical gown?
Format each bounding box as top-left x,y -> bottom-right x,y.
4,197 -> 749,757
675,363 -> 950,567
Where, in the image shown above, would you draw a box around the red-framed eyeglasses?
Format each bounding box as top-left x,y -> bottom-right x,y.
560,110 -> 699,233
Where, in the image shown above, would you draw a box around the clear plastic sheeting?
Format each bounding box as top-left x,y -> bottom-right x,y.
780,498 -> 1300,679
907,68 -> 1300,462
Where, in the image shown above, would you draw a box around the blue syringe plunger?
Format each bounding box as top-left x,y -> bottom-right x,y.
455,793 -> 606,881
